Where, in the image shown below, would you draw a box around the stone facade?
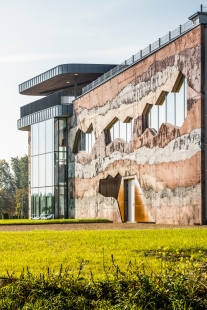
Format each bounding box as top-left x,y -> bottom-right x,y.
67,26 -> 205,225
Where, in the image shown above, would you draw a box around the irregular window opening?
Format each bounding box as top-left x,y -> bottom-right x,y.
108,118 -> 134,143
148,77 -> 187,131
74,129 -> 95,153
99,174 -> 122,199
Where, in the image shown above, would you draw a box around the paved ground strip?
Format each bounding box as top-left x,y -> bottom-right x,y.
0,223 -> 206,231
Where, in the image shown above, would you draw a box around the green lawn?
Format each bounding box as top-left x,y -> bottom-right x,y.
0,218 -> 111,225
0,228 -> 206,278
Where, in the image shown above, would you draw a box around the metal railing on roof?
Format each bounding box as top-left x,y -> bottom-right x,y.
82,17 -> 198,95
201,4 -> 207,12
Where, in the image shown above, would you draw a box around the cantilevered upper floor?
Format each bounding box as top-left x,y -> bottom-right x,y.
18,63 -> 117,96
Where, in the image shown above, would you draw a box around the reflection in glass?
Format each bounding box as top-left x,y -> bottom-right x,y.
38,154 -> 45,188
38,121 -> 45,154
59,118 -> 66,152
59,187 -> 67,218
59,153 -> 67,186
46,187 -> 53,215
46,119 -> 53,153
55,186 -> 58,218
31,188 -> 54,217
46,153 -> 53,186
34,194 -> 39,217
76,131 -> 86,153
32,123 -> 38,156
39,188 -> 46,214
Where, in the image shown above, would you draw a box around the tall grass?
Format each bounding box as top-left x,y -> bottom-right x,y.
0,248 -> 206,309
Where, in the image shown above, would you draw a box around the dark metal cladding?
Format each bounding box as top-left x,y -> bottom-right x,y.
20,90 -> 77,118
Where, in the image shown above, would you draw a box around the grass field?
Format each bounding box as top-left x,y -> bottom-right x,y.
0,228 -> 206,278
0,218 -> 111,225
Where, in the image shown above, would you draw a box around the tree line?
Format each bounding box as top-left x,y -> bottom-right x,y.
0,155 -> 28,218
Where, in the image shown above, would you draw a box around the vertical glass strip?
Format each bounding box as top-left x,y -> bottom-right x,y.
166,93 -> 175,125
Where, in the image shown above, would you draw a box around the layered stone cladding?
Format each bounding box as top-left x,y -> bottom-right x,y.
67,25 -> 204,225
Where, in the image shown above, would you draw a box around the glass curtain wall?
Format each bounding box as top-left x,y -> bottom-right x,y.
31,119 -> 54,218
54,118 -> 67,218
31,117 -> 68,219
149,78 -> 187,131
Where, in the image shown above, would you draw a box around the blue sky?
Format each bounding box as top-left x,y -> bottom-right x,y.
0,0 -> 203,161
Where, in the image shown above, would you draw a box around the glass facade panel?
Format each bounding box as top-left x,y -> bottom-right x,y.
32,123 -> 38,155
39,121 -> 45,154
39,188 -> 46,215
46,187 -> 54,215
76,131 -> 86,152
54,118 -> 59,151
175,79 -> 186,127
31,118 -> 67,219
34,195 -> 39,217
127,123 -> 130,141
59,156 -> 67,186
54,186 -> 58,218
166,93 -> 175,125
32,156 -> 38,188
46,152 -> 53,186
31,189 -> 39,217
54,152 -> 59,185
120,123 -> 126,141
150,105 -> 158,131
38,154 -> 45,188
59,187 -> 67,218
158,101 -> 166,128
113,121 -> 119,140
85,131 -> 95,153
59,118 -> 66,152
46,119 -> 53,153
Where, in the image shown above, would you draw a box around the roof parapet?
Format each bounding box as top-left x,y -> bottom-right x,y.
82,5 -> 206,96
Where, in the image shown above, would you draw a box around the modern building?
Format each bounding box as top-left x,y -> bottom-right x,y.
18,6 -> 207,224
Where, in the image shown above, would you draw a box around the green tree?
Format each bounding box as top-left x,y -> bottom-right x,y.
11,156 -> 28,218
15,188 -> 28,218
0,160 -> 16,217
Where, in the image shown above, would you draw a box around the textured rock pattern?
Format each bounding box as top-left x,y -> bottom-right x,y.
67,25 -> 204,224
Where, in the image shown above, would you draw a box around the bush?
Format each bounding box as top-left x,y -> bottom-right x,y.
0,250 -> 207,310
